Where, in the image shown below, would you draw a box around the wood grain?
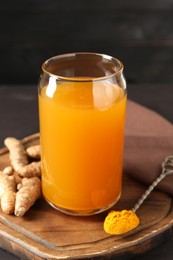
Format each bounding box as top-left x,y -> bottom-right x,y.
0,133 -> 173,259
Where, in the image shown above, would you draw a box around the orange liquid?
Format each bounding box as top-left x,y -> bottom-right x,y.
39,80 -> 126,214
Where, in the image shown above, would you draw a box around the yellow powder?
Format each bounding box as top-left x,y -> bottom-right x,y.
104,210 -> 139,235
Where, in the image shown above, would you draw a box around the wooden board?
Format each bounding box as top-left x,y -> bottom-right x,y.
0,133 -> 173,260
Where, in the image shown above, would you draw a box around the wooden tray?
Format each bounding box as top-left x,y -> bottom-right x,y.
0,133 -> 173,260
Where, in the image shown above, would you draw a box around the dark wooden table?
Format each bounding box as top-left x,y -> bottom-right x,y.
0,84 -> 173,260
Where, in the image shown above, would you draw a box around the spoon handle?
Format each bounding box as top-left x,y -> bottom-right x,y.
132,155 -> 173,213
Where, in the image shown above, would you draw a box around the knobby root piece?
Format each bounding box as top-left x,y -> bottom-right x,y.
3,166 -> 14,176
15,177 -> 41,217
17,161 -> 41,178
14,172 -> 22,185
17,183 -> 22,191
0,172 -> 16,198
104,210 -> 140,235
2,137 -> 42,216
1,191 -> 16,214
4,137 -> 28,172
26,145 -> 40,160
0,172 -> 16,214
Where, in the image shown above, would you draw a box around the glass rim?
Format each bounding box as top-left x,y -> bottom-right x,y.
41,52 -> 124,82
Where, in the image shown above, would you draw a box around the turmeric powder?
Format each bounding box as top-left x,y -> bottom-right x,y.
4,137 -> 28,172
104,210 -> 139,235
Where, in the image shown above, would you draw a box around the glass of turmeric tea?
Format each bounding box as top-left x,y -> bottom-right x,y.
38,52 -> 127,216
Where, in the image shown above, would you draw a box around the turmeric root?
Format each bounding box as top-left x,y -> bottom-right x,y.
17,161 -> 41,178
26,145 -> 40,160
15,177 -> 41,217
1,191 -> 16,214
4,137 -> 28,172
0,172 -> 16,197
3,166 -> 14,176
0,172 -> 16,214
0,137 -> 43,216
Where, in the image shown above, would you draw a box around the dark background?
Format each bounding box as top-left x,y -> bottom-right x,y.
0,1 -> 173,259
0,0 -> 173,85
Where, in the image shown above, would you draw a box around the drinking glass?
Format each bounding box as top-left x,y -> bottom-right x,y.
38,52 -> 127,216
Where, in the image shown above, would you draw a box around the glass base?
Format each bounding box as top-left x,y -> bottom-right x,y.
44,194 -> 121,216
